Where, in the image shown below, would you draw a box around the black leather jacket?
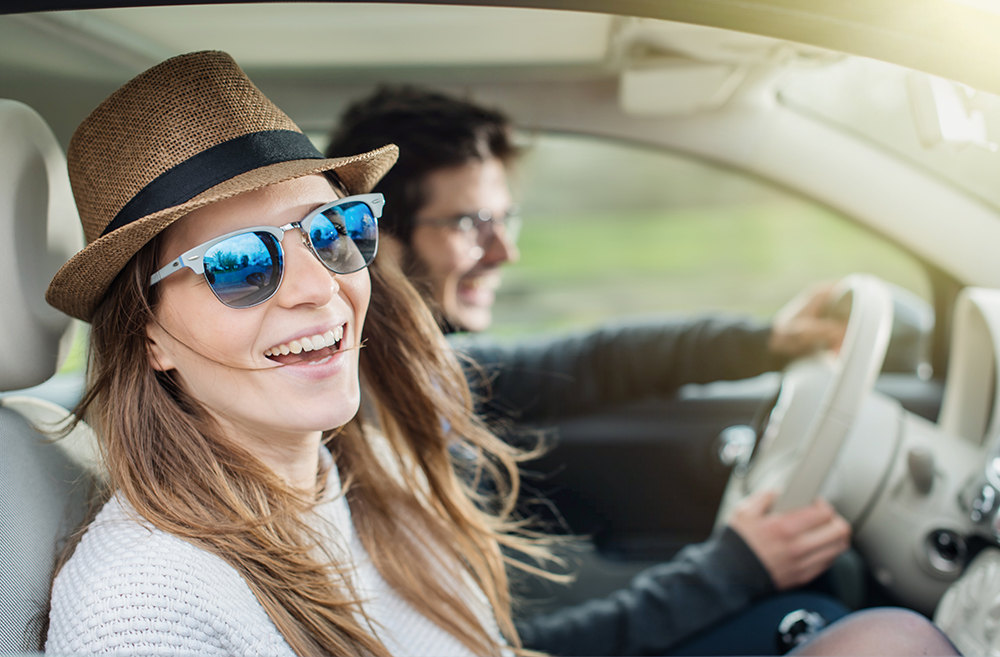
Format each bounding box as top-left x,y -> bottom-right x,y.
515,528 -> 773,656
449,316 -> 787,655
450,316 -> 786,425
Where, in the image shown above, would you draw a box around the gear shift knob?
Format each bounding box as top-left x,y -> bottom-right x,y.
776,608 -> 829,654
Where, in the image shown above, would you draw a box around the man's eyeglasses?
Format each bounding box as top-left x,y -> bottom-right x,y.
416,207 -> 522,249
149,194 -> 382,309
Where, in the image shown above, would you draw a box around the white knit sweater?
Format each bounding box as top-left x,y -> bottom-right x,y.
46,449 -> 504,656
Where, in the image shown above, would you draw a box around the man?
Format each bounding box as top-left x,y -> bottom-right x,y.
326,87 -> 852,655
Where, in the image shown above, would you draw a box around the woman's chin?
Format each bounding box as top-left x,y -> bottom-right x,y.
251,387 -> 361,438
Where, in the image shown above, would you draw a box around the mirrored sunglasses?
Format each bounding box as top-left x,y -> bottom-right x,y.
149,193 -> 383,309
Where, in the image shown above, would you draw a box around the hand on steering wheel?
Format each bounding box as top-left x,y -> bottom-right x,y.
716,274 -> 895,524
728,489 -> 852,590
769,282 -> 849,359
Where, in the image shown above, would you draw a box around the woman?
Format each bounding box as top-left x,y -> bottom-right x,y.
43,50 -> 554,656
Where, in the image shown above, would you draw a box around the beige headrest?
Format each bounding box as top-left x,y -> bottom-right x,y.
0,100 -> 82,392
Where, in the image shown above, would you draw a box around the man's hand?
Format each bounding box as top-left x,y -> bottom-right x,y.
768,282 -> 848,359
727,489 -> 851,590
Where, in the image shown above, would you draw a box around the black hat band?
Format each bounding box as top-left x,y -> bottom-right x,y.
101,130 -> 323,238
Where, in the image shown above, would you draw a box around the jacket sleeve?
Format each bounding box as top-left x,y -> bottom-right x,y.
515,527 -> 776,656
450,316 -> 787,424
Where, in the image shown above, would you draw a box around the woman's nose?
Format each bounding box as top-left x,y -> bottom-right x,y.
273,234 -> 338,308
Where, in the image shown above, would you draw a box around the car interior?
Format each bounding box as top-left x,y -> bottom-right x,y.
6,1 -> 1000,654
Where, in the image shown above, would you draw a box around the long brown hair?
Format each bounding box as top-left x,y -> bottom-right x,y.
61,214 -> 561,655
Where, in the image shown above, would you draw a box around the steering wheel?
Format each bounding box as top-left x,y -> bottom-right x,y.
715,274 -> 895,526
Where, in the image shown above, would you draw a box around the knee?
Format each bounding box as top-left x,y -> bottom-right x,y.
792,608 -> 959,656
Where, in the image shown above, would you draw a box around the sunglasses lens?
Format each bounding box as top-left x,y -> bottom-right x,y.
309,201 -> 378,274
203,231 -> 283,308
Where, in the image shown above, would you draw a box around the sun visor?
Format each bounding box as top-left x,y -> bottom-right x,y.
619,61 -> 741,116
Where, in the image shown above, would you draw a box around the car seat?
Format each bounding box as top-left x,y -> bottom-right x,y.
0,99 -> 99,654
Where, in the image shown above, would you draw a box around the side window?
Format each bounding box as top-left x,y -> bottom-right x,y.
493,133 -> 932,369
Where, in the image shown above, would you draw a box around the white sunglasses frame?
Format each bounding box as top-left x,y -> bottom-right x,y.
149,193 -> 383,305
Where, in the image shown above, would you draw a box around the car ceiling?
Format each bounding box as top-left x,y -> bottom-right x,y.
2,0 -> 1000,95
2,5 -> 613,78
0,4 -> 827,144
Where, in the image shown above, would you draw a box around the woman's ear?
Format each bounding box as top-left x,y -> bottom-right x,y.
145,322 -> 175,372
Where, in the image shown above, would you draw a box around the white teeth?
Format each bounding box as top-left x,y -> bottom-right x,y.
265,325 -> 345,358
461,276 -> 498,290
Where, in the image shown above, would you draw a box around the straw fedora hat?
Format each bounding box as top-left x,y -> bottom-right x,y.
46,50 -> 398,322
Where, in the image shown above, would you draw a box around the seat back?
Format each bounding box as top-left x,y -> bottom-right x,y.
0,398 -> 97,653
0,99 -> 93,654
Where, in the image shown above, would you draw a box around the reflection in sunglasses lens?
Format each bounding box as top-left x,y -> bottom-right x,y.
312,202 -> 376,273
204,231 -> 282,308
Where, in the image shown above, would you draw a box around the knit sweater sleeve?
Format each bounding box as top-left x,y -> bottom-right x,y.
46,497 -> 293,657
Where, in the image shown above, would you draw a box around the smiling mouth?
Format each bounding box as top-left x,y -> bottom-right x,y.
460,275 -> 498,290
456,272 -> 501,306
264,325 -> 344,365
